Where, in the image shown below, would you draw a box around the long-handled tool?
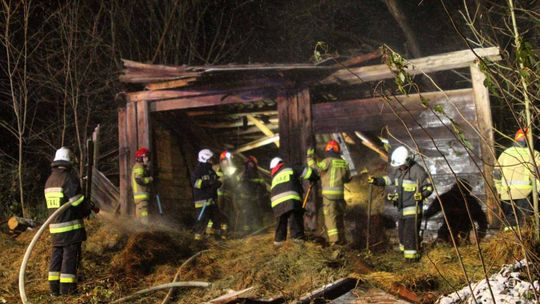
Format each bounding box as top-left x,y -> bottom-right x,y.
156,194 -> 164,215
302,183 -> 314,209
366,183 -> 373,251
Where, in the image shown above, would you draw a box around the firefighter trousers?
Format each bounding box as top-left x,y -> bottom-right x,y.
48,242 -> 81,295
194,204 -> 226,239
135,200 -> 149,224
501,198 -> 533,230
322,197 -> 346,245
275,209 -> 305,242
400,209 -> 422,260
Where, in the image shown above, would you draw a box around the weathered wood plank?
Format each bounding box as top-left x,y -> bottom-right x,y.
321,47 -> 501,85
277,94 -> 291,161
137,100 -> 151,149
471,62 -> 498,226
118,107 -> 130,216
246,114 -> 279,147
125,102 -> 138,216
234,134 -> 279,153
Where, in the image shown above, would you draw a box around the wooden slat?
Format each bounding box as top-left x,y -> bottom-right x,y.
234,134 -> 279,153
246,114 -> 279,147
321,47 -> 501,85
145,78 -> 196,90
149,90 -> 274,112
92,169 -> 120,211
117,107 -> 130,216
471,62 -> 498,226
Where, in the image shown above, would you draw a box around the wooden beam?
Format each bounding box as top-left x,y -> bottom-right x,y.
145,78 -> 196,90
353,131 -> 389,161
471,62 -> 498,227
234,134 -> 279,153
149,89 -> 274,112
125,102 -> 138,216
321,47 -> 501,85
246,114 -> 279,147
197,118 -> 278,129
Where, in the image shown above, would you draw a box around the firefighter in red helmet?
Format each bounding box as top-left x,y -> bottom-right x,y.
307,139 -> 351,246
131,147 -> 153,224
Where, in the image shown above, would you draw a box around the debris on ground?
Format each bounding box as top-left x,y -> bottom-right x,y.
436,259 -> 540,304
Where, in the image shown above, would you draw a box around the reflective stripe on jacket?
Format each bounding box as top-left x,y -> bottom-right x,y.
270,164 -> 314,217
131,162 -> 152,203
308,153 -> 351,200
44,166 -> 91,246
495,146 -> 540,200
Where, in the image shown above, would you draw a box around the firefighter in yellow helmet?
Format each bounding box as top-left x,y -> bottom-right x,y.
369,146 -> 433,262
493,128 -> 540,231
45,147 -> 96,295
307,140 -> 351,246
131,147 -> 153,224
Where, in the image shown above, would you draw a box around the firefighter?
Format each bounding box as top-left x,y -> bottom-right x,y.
368,146 -> 433,261
45,147 -> 96,295
192,149 -> 227,240
210,150 -> 238,234
269,157 -> 318,246
131,147 -> 153,224
307,140 -> 351,246
237,156 -> 267,234
493,128 -> 540,231
424,178 -> 487,245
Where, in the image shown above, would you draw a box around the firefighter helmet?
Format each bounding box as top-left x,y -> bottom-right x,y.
515,128 -> 528,143
219,150 -> 232,161
390,146 -> 410,167
269,157 -> 283,170
325,139 -> 341,153
198,149 -> 214,163
135,147 -> 150,159
53,147 -> 73,163
246,155 -> 258,165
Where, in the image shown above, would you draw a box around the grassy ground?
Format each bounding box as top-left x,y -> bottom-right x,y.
1,213 -> 538,303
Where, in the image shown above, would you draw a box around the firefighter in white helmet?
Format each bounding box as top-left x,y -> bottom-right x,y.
368,146 -> 433,262
269,156 -> 318,246
191,149 -> 227,240
45,147 -> 96,295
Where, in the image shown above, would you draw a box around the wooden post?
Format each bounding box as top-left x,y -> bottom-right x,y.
124,101 -> 139,216
118,107 -> 130,216
471,62 -> 499,227
137,100 -> 151,149
277,89 -> 313,165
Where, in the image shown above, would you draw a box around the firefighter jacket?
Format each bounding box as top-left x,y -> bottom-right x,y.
191,161 -> 221,208
373,161 -> 433,213
131,162 -> 153,204
214,164 -> 239,202
270,163 -> 317,217
307,151 -> 351,200
494,145 -> 540,201
45,165 -> 92,246
238,167 -> 266,202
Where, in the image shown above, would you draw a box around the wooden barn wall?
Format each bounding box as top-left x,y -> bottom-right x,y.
153,124 -> 196,225
313,89 -> 486,200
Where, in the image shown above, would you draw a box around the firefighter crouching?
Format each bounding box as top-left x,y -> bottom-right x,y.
131,147 -> 153,224
192,149 -> 227,240
368,146 -> 433,262
494,128 -> 540,232
269,157 -> 318,247
45,147 -> 97,296
307,140 -> 351,246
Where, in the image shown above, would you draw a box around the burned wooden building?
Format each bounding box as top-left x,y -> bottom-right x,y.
111,47 -> 501,225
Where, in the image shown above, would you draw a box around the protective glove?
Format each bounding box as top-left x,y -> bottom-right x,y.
414,192 -> 423,201
307,148 -> 315,156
